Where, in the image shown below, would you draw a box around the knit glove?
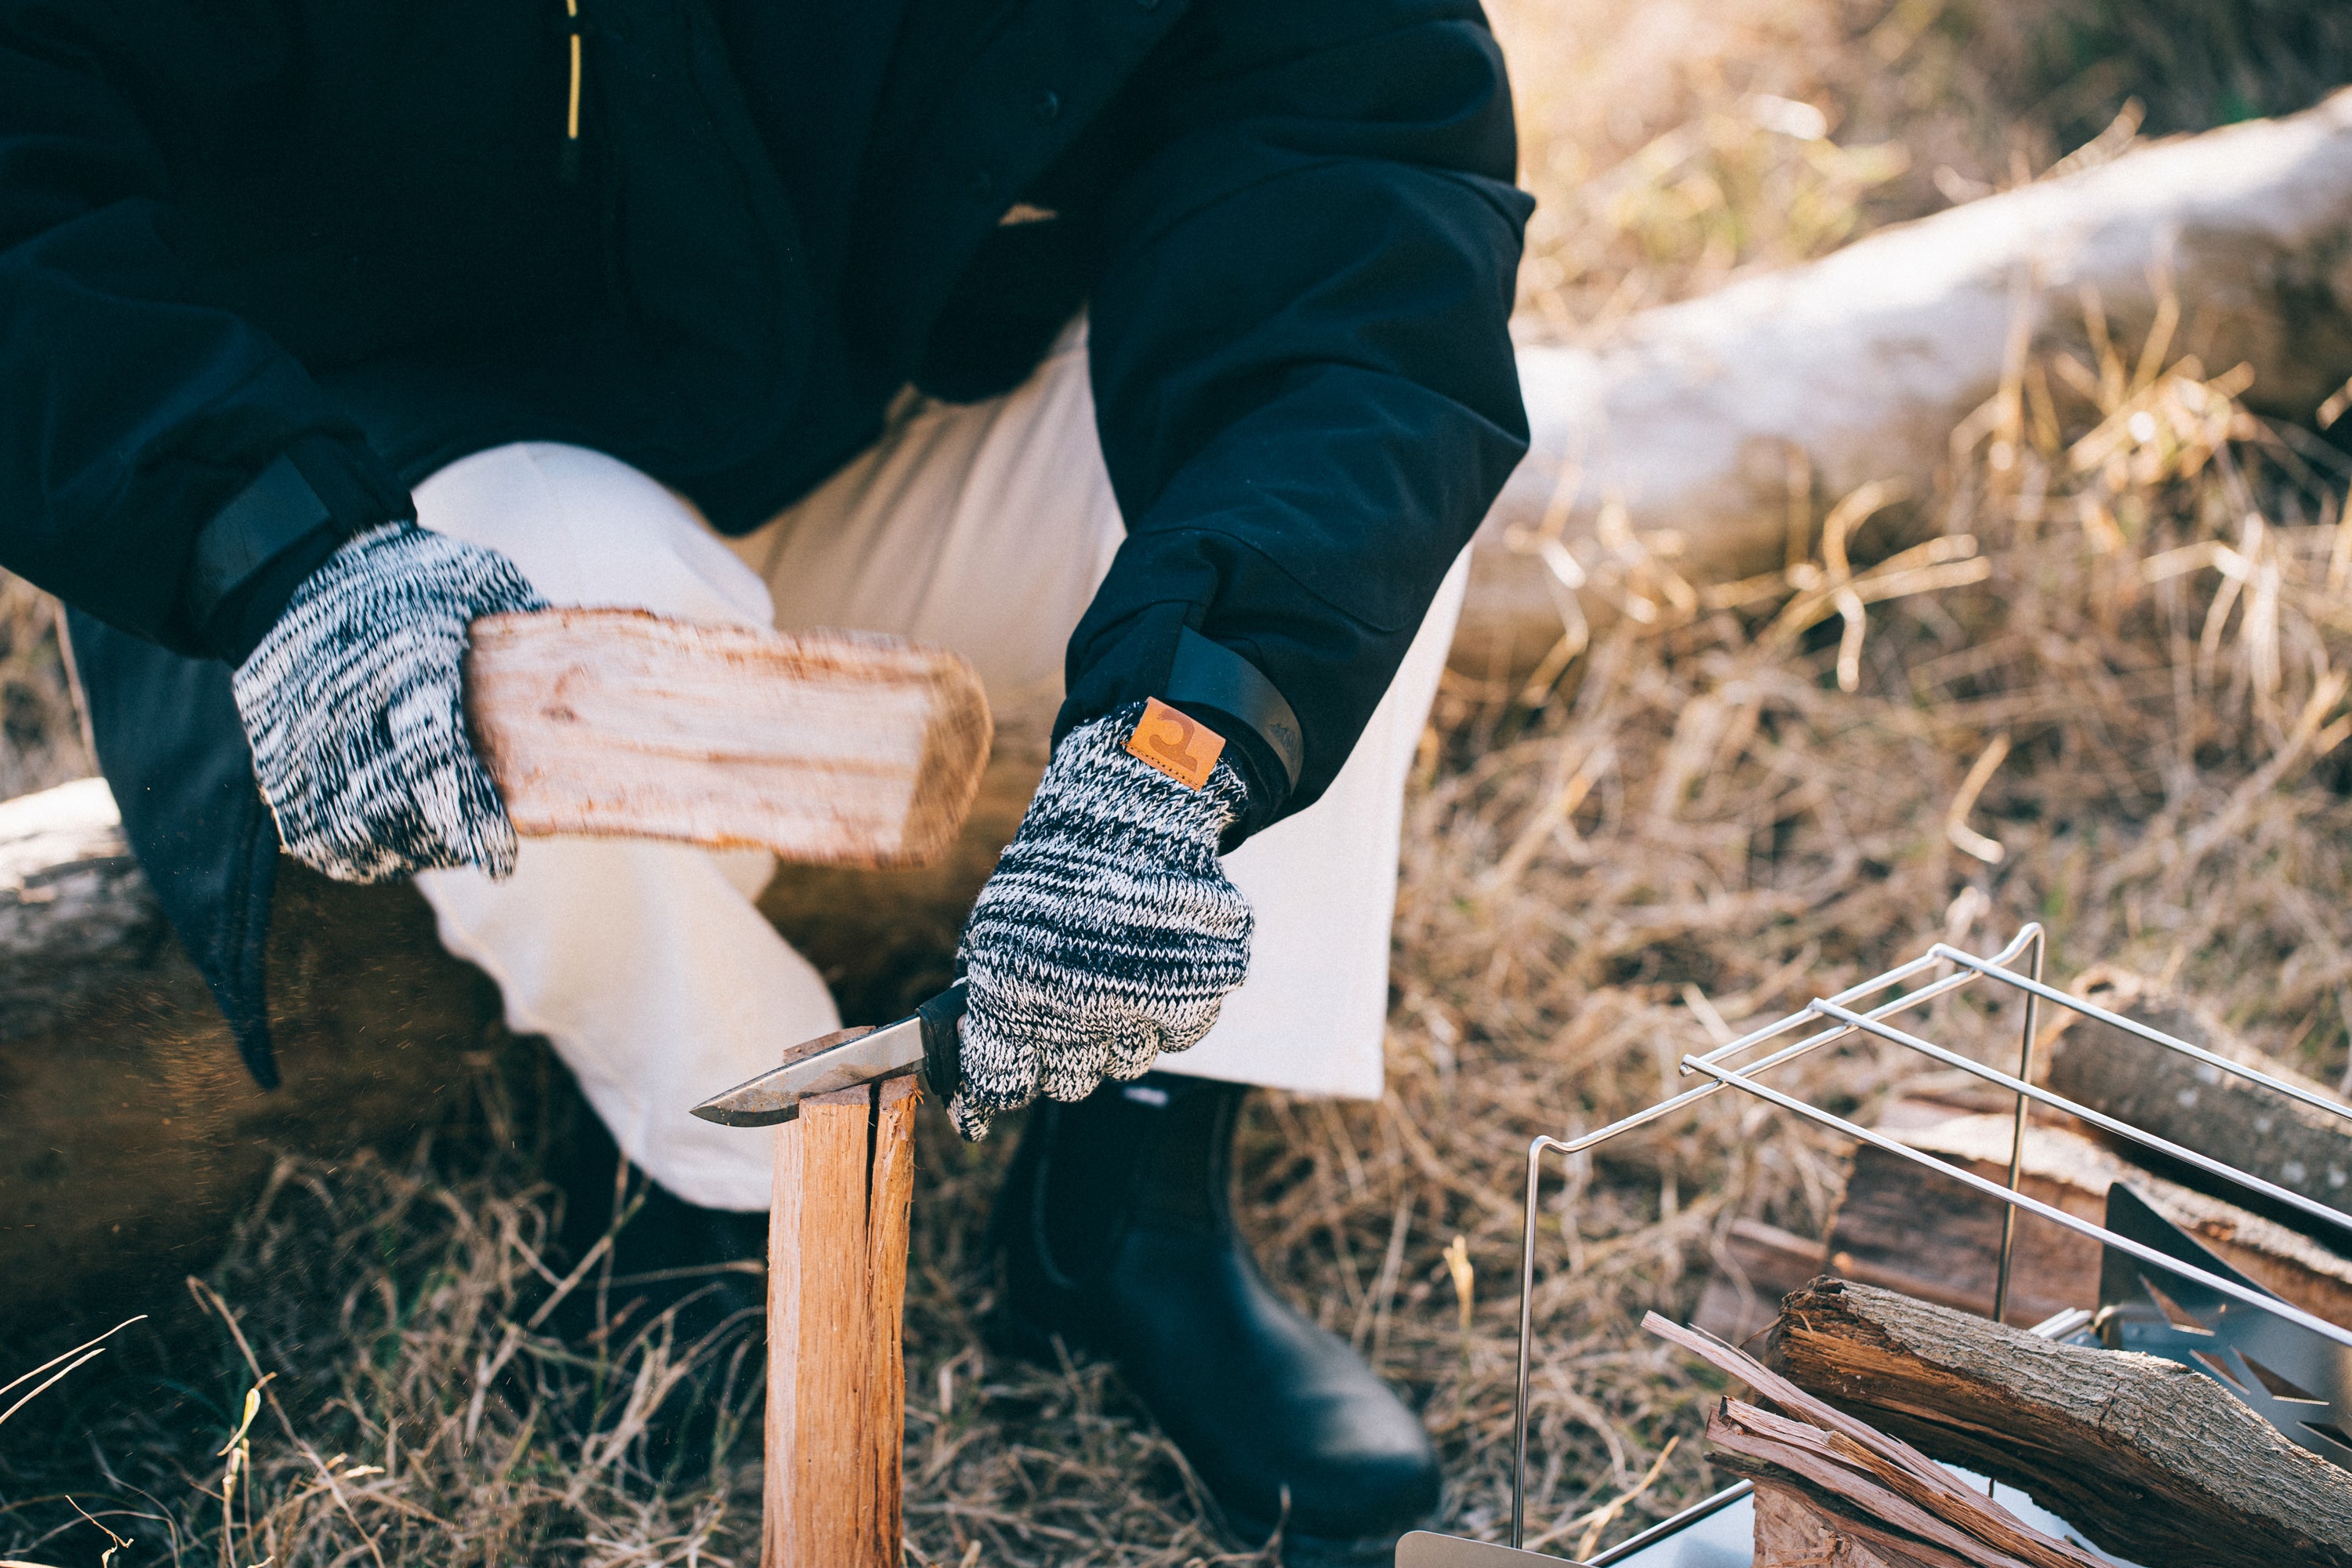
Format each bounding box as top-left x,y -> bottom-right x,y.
231,522 -> 546,884
950,702 -> 1256,1139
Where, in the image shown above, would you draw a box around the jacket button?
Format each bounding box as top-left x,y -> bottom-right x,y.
1033,89 -> 1062,122
967,169 -> 994,197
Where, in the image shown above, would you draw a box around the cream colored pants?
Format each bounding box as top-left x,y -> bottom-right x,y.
413,327 -> 1468,1210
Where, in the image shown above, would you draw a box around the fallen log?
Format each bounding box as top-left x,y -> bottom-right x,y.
1764,1277 -> 2352,1568
0,756 -> 1031,1338
1461,87 -> 2352,675
2043,967 -> 2352,1225
1824,1107 -> 2352,1329
0,779 -> 500,1338
0,776 -> 172,1034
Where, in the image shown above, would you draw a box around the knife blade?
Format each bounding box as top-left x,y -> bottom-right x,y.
690,981 -> 967,1127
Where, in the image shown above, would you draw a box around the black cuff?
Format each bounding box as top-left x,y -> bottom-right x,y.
184,436 -> 417,664
1164,629 -> 1301,851
1059,609 -> 1303,850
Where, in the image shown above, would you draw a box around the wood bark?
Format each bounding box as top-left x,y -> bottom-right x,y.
1460,88 -> 2352,677
1764,1278 -> 2352,1568
0,775 -> 171,1032
2044,966 -> 2352,1222
469,608 -> 992,868
1825,1108 -> 2352,1329
0,781 -> 506,1341
763,1076 -> 918,1568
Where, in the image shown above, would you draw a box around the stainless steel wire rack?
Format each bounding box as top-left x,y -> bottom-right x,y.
1399,923 -> 2352,1566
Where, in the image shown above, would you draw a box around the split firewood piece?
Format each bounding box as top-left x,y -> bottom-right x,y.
2045,966 -> 2352,1219
467,608 -> 993,869
1824,1107 -> 2352,1328
764,1077 -> 921,1568
1646,1316 -> 2107,1568
1752,1481 -> 1988,1568
1714,1403 -> 2043,1568
1764,1277 -> 2352,1568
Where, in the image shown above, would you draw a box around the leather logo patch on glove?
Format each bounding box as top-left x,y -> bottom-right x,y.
1126,698 -> 1225,789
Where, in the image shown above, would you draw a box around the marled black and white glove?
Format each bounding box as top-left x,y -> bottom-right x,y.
231,522 -> 546,884
950,702 -> 1255,1139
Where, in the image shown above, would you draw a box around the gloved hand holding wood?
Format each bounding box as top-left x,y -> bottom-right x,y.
230,532 -> 992,881
232,523 -> 546,884
949,699 -> 1255,1140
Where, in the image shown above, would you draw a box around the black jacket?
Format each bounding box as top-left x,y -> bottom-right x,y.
1,0 -> 1530,1079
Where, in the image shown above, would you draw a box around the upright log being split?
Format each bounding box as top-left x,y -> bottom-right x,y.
764,1075 -> 919,1568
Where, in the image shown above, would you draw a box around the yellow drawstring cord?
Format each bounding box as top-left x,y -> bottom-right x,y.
566,0 -> 581,142
561,0 -> 583,181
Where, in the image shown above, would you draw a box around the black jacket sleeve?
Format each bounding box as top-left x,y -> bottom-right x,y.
1063,0 -> 1530,828
0,12 -> 407,661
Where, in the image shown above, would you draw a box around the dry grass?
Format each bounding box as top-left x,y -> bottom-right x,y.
1490,0 -> 2352,334
0,573 -> 89,798
7,2 -> 2352,1564
10,315 -> 2349,1568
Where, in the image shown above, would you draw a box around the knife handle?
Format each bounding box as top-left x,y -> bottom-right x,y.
915,980 -> 968,1102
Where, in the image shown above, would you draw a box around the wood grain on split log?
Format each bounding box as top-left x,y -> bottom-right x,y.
468,609 -> 992,869
1461,87 -> 2352,675
766,1084 -> 882,1568
763,1076 -> 917,1568
1752,1482 -> 1969,1568
1765,1277 -> 2352,1567
2044,967 -> 2352,1221
1711,1403 -> 2045,1568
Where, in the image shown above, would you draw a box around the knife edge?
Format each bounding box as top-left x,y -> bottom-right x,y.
689,1018 -> 926,1127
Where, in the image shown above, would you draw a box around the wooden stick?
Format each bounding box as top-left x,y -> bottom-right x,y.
1711,1403 -> 2038,1568
468,608 -> 992,869
766,1085 -> 875,1567
764,1076 -> 920,1568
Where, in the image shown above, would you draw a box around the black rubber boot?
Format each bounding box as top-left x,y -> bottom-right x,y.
991,1073 -> 1440,1562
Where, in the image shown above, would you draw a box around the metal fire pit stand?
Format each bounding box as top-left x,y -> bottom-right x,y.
1397,923 -> 2352,1566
